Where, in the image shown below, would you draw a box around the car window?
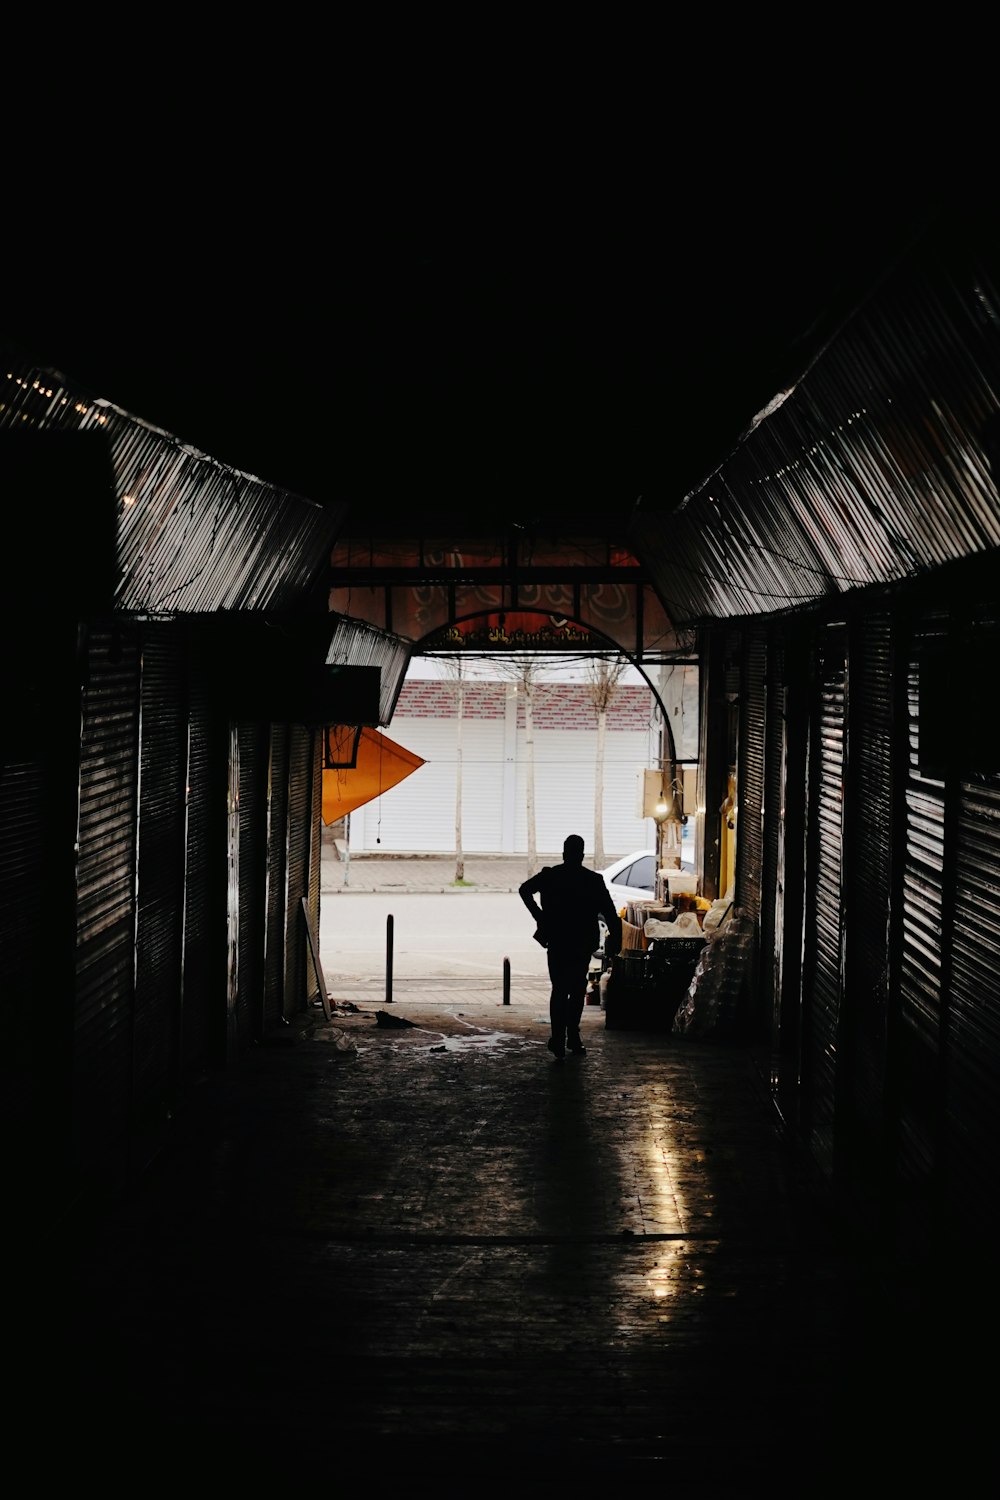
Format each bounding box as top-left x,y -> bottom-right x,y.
622,856 -> 655,890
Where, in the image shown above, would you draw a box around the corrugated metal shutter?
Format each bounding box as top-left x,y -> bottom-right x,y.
800,621 -> 847,1181
0,711 -> 70,1204
515,728 -> 657,858
181,631 -> 227,1080
0,749 -> 46,1076
842,612 -> 894,1228
769,625 -> 809,1115
516,738 -> 593,856
285,724 -> 316,1011
457,717 -> 508,853
131,623 -> 187,1172
264,724 -> 291,1030
235,723 -> 268,1049
942,608 -> 1000,1234
355,709 -> 657,857
758,627 -> 784,1041
74,623 -> 141,1197
897,612 -> 948,1238
736,627 -> 767,920
461,721 -> 509,852
307,726 -> 323,999
358,719 -> 499,852
432,717 -> 497,852
226,724 -> 239,1055
720,630 -> 743,898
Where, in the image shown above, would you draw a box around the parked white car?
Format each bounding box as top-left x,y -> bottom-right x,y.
599,829 -> 694,908
600,849 -> 658,909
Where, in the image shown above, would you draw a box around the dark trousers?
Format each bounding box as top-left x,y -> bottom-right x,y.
546,942 -> 593,1046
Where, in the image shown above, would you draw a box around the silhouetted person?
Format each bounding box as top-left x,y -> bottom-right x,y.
519,834 -> 623,1061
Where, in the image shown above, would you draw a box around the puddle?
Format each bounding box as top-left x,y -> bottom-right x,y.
360,1010 -> 535,1055
421,1028 -> 524,1054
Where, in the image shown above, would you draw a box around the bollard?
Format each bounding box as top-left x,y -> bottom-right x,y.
503,956 -> 511,1006
386,913 -> 394,1003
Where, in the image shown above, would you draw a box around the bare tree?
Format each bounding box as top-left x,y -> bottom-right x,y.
440,656 -> 467,883
492,653 -> 545,875
523,662 -> 538,875
454,659 -> 465,882
585,655 -> 629,869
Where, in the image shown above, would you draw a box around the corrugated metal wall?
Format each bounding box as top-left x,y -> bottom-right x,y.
234,723 -> 269,1052
758,626 -> 785,1043
287,723 -> 321,1011
769,626 -> 808,1117
735,628 -> 766,920
947,620 -> 1000,1238
654,213 -> 1000,1253
0,615 -> 80,1213
181,630 -> 228,1082
634,215 -> 1000,625
717,568 -> 1000,1250
841,611 -> 894,1230
901,600 -> 1000,1242
0,750 -> 48,1127
132,623 -> 187,1175
897,611 -> 949,1239
0,358 -> 464,1228
797,622 -> 848,1183
73,624 -> 141,1200
264,724 -> 291,1032
64,626 -> 330,1205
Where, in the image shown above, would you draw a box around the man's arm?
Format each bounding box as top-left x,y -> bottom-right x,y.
518,874 -> 549,945
518,873 -> 543,922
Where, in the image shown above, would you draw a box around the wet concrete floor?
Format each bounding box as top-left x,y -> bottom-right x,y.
25,991 -> 993,1497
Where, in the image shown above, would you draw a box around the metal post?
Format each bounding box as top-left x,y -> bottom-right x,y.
503,956 -> 511,1005
385,913 -> 394,1003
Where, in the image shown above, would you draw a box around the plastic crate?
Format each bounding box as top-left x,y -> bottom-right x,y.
605,939 -> 704,1032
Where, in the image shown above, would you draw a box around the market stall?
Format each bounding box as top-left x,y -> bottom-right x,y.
602,876 -> 714,1032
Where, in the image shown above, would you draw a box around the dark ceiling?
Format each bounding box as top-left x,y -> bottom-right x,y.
3,142 -> 958,536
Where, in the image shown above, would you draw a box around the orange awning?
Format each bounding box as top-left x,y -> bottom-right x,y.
321,725 -> 426,824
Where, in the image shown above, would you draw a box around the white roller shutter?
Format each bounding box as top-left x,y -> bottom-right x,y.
357,718 -> 507,852
354,698 -> 659,857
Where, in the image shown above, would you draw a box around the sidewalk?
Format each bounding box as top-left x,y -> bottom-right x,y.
322,847 -> 540,894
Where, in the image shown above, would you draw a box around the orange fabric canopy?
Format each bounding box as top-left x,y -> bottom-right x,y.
321,725 -> 426,824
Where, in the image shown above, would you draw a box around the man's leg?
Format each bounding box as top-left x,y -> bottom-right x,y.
546,950 -> 570,1058
566,949 -> 591,1053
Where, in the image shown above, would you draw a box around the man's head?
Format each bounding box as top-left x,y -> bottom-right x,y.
562,834 -> 585,865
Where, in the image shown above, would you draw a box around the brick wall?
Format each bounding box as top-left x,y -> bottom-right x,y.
395,680 -> 653,730
395,681 -> 507,719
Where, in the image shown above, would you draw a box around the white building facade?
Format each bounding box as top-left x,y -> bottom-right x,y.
348,664 -> 669,860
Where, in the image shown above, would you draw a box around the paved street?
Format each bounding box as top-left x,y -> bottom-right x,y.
321,846 -> 553,896
321,849 -> 570,1003
321,891 -> 550,986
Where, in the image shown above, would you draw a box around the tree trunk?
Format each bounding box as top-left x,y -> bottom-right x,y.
594,705 -> 607,868
454,670 -> 464,882
586,656 -> 625,871
524,681 -> 537,875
